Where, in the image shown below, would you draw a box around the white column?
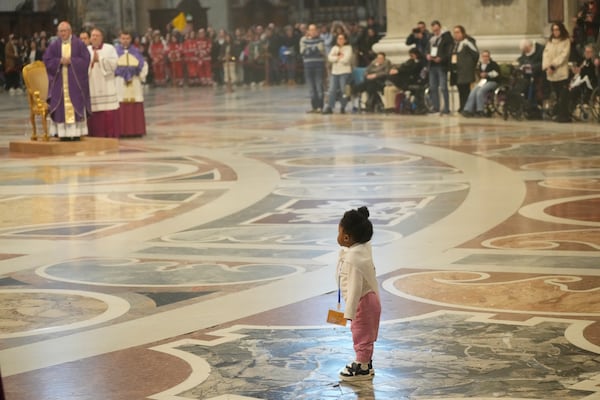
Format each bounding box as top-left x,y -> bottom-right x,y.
375,0 -> 550,63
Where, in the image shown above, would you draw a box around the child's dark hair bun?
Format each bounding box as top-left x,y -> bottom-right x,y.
340,206 -> 373,244
357,206 -> 370,219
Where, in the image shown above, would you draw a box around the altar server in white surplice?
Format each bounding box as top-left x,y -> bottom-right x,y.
87,28 -> 120,137
115,30 -> 148,137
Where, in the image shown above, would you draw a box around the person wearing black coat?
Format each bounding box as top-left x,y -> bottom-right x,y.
266,28 -> 282,84
426,20 -> 453,114
357,27 -> 379,67
387,47 -> 426,90
383,47 -> 427,111
280,25 -> 299,84
450,25 -> 479,113
462,50 -> 500,117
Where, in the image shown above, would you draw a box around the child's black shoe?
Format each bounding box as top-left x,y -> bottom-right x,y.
339,361 -> 374,381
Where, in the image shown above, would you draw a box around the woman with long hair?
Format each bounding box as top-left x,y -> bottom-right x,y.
323,33 -> 353,114
542,21 -> 571,122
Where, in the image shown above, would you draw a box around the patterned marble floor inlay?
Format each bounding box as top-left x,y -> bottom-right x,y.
0,85 -> 599,400
0,289 -> 130,339
36,258 -> 302,287
150,313 -> 600,400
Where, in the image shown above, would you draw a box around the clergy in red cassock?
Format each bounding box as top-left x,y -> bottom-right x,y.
149,31 -> 167,86
182,31 -> 199,86
168,34 -> 184,87
197,28 -> 213,86
43,21 -> 91,141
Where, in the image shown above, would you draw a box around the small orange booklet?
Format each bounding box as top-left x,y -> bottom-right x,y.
327,308 -> 347,326
329,276 -> 346,326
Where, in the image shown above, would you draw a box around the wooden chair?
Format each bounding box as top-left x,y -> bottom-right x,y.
22,61 -> 49,141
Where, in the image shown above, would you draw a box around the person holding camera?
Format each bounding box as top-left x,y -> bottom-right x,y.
575,1 -> 599,53
543,22 -> 572,122
405,21 -> 431,55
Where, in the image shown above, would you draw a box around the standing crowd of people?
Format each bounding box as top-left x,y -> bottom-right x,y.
1,31 -> 48,95
408,2 -> 600,122
296,3 -> 600,122
0,17 -> 385,139
4,5 -> 600,133
137,17 -> 384,89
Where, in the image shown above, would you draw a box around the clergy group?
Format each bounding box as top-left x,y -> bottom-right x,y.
43,21 -> 148,140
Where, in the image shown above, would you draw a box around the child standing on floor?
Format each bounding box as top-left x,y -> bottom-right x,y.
336,206 -> 381,381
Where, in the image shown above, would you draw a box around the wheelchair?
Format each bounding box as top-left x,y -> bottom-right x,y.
589,86 -> 600,122
394,65 -> 433,114
543,81 -> 593,122
475,87 -> 501,117
348,67 -> 384,113
569,84 -> 593,122
352,80 -> 386,113
400,83 -> 433,114
498,67 -> 544,121
489,63 -> 515,117
364,89 -> 386,113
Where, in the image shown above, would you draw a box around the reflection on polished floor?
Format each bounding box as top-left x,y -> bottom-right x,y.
0,84 -> 599,400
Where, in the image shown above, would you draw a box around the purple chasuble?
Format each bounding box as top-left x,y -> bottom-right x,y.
115,45 -> 145,83
43,36 -> 91,124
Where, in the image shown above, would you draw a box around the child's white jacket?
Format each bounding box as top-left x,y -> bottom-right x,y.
336,242 -> 379,320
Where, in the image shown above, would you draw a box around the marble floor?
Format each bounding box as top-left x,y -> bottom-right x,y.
0,84 -> 599,400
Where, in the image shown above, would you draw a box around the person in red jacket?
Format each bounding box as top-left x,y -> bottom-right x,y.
197,28 -> 213,86
149,31 -> 167,86
182,30 -> 199,86
168,33 -> 184,87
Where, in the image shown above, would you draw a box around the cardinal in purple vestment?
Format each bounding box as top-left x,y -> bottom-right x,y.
43,21 -> 91,139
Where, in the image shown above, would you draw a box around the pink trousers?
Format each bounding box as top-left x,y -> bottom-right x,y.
351,291 -> 381,363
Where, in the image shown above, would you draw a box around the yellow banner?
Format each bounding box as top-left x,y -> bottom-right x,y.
172,12 -> 186,31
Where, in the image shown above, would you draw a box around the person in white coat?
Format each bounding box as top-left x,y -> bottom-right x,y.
87,28 -> 120,137
322,33 -> 353,114
542,22 -> 572,122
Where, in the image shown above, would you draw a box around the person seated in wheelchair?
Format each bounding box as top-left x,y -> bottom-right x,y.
352,52 -> 391,111
502,39 -> 546,119
383,48 -> 426,112
517,39 -> 545,106
499,65 -> 539,120
461,50 -> 500,117
568,44 -> 597,108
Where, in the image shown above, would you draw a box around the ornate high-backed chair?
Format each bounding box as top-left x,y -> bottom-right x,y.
22,61 -> 50,141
